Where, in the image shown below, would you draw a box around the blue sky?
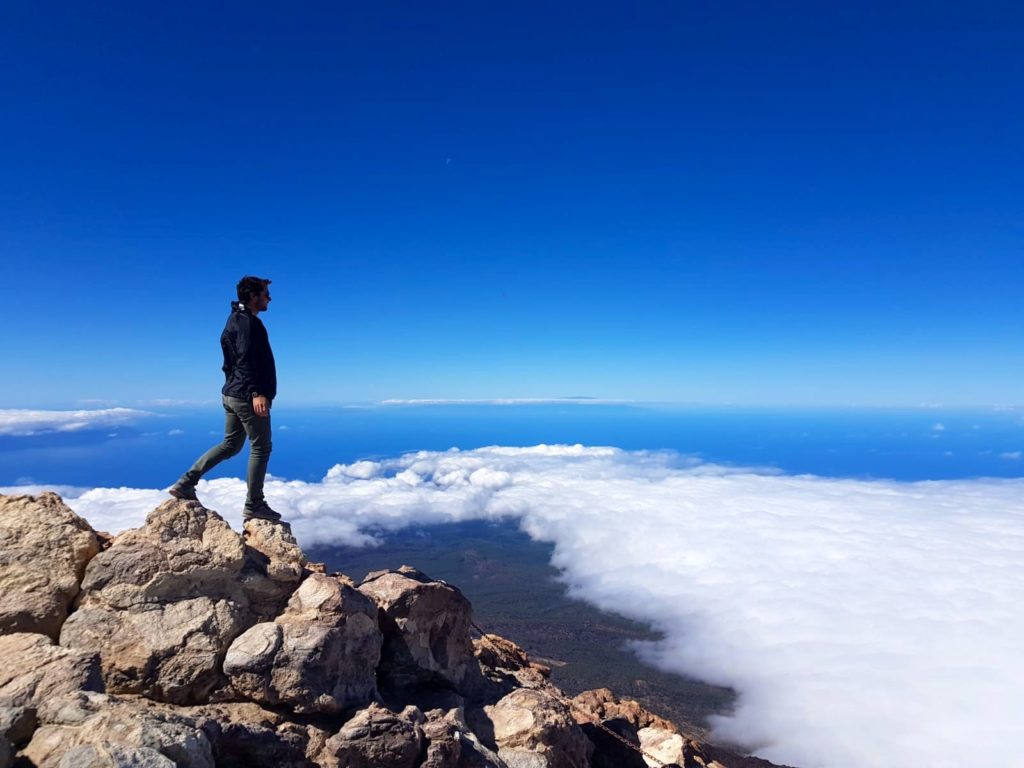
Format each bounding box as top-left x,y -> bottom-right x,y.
2,1 -> 1022,407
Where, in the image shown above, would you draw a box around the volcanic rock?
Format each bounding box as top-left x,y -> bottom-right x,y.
486,687 -> 592,768
316,702 -> 425,768
223,572 -> 381,713
0,633 -> 101,711
0,493 -> 101,640
359,565 -> 486,696
21,690 -> 214,768
59,500 -> 254,704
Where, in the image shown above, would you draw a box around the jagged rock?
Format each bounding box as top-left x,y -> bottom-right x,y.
0,493 -> 101,640
359,566 -> 486,696
475,633 -> 550,692
571,688 -> 678,734
20,690 -> 214,768
485,688 -> 591,768
0,705 -> 37,747
55,743 -> 177,767
59,501 -> 254,704
637,726 -> 691,767
421,707 -> 507,768
316,702 -> 426,768
223,572 -> 381,714
0,633 -> 101,711
187,701 -> 321,768
240,519 -> 308,621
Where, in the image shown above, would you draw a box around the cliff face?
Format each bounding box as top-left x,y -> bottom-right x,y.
0,492 -> 790,768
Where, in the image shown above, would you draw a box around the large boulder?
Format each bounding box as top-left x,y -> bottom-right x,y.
475,632 -> 550,693
316,703 -> 425,768
0,633 -> 101,711
240,519 -> 308,622
420,707 -> 506,768
485,688 -> 592,768
187,702 -> 324,768
359,566 -> 485,696
0,493 -> 101,640
59,500 -> 253,704
223,572 -> 381,714
20,691 -> 214,768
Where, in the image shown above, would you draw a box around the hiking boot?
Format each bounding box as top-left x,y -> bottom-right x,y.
243,501 -> 283,523
168,482 -> 198,501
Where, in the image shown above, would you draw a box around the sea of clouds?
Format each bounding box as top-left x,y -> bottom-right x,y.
6,444 -> 1023,768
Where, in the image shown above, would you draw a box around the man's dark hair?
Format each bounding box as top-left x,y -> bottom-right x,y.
237,276 -> 271,303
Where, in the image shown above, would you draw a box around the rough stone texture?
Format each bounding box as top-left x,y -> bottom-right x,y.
187,702 -> 320,768
224,573 -> 381,714
475,633 -> 550,693
56,743 -> 177,767
21,691 -> 214,768
421,707 -> 506,768
486,688 -> 592,768
571,688 -> 678,734
317,703 -> 425,768
638,726 -> 690,767
0,493 -> 101,640
240,519 -> 308,622
0,633 -> 101,711
59,500 -> 253,704
359,566 -> 486,696
0,705 -> 37,747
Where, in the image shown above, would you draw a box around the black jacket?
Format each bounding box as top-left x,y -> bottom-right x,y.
221,302 -> 277,401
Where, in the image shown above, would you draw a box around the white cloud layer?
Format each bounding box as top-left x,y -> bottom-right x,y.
0,408 -> 153,436
4,445 -> 1023,768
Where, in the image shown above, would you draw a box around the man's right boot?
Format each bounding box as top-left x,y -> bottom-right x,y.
169,481 -> 198,501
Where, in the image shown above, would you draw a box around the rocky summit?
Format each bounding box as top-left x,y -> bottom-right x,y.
0,492 -> 792,768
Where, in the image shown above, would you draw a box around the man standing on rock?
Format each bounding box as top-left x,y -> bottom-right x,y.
169,275 -> 285,526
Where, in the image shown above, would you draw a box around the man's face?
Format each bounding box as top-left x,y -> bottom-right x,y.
256,287 -> 271,312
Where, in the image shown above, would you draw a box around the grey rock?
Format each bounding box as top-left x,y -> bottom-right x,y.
0,633 -> 101,711
486,688 -> 592,768
22,691 -> 214,768
185,701 -> 320,768
224,573 -> 381,714
0,493 -> 101,640
317,703 -> 425,768
0,704 -> 38,746
0,736 -> 11,768
359,566 -> 486,696
59,501 -> 253,704
240,519 -> 308,622
57,743 -> 176,767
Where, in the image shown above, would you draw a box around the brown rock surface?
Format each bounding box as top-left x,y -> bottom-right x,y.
187,701 -> 322,768
486,687 -> 592,768
20,690 -> 214,768
223,572 -> 381,713
240,518 -> 309,621
359,565 -> 486,696
316,702 -> 425,768
0,493 -> 101,640
59,500 -> 253,704
0,633 -> 101,711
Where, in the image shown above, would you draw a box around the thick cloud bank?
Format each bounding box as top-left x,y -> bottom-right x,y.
7,445 -> 1023,768
0,408 -> 151,435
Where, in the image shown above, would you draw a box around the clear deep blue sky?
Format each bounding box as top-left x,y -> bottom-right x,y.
1,2 -> 1021,407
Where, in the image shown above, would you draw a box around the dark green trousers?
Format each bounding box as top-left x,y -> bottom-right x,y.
179,395 -> 272,507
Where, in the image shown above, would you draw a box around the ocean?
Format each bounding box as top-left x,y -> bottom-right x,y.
3,403 -> 1022,487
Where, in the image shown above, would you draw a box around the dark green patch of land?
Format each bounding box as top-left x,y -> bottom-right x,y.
307,519 -> 734,738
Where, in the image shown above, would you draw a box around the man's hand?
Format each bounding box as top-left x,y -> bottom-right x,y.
252,395 -> 270,417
